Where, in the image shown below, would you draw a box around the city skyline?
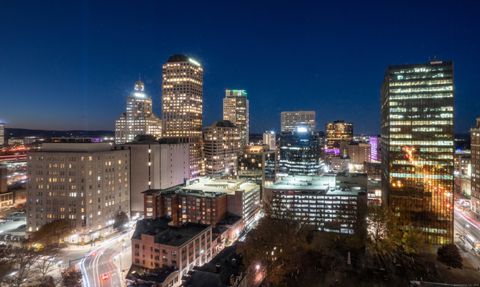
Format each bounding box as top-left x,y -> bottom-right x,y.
1,1 -> 480,134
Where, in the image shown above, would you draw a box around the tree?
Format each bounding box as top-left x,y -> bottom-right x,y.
1,247 -> 40,287
61,267 -> 82,287
113,211 -> 129,231
30,219 -> 73,247
437,244 -> 462,268
34,248 -> 60,285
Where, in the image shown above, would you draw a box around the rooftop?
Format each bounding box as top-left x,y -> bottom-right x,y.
133,218 -> 210,247
182,177 -> 259,195
267,174 -> 366,195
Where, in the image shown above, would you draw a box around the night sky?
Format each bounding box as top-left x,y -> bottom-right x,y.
1,1 -> 479,134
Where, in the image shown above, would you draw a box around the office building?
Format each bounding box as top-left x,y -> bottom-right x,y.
325,120 -> 353,150
162,54 -> 204,178
238,145 -> 277,188
369,136 -> 380,162
263,131 -> 276,151
281,111 -> 316,132
471,118 -> 480,215
223,89 -> 249,146
264,175 -> 367,235
144,177 -> 260,228
121,135 -> 190,215
115,80 -> 162,144
381,60 -> 454,244
0,123 -> 4,146
26,141 -> 130,243
346,142 -> 371,166
203,120 -> 241,175
454,150 -> 471,198
130,218 -> 212,287
279,125 -> 321,176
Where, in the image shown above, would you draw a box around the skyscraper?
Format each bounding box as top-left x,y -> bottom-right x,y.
203,120 -> 241,175
162,54 -> 204,178
0,123 -> 4,146
470,118 -> 480,215
223,89 -> 249,146
115,80 -> 162,144
279,125 -> 321,176
281,111 -> 316,132
381,60 -> 454,245
263,131 -> 276,151
325,120 -> 353,150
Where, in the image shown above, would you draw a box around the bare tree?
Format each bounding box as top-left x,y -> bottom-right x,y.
1,247 -> 40,287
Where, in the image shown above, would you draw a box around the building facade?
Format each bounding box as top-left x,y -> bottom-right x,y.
279,125 -> 321,176
263,131 -> 276,151
131,218 -> 212,287
0,123 -> 4,146
264,175 -> 367,235
471,118 -> 480,215
223,90 -> 249,147
203,120 -> 241,175
122,136 -> 190,215
162,54 -> 204,178
325,120 -> 353,150
281,111 -> 316,132
26,141 -> 130,243
238,145 -> 277,190
381,60 -> 454,245
115,80 -> 162,144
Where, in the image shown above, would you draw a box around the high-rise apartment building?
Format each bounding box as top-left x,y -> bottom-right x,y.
280,111 -> 316,132
0,123 -> 4,146
325,120 -> 353,149
26,141 -> 130,243
115,80 -> 162,144
471,118 -> 480,215
279,125 -> 321,176
263,131 -> 276,151
121,135 -> 190,215
203,120 -> 241,175
162,54 -> 204,178
223,90 -> 249,146
381,60 -> 454,244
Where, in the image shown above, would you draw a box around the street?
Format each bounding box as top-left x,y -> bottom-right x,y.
453,200 -> 480,269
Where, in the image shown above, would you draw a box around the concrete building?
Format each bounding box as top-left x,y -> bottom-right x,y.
264,174 -> 367,235
26,140 -> 130,243
238,145 -> 277,189
130,218 -> 212,287
325,120 -> 353,150
263,131 -> 276,151
0,123 -> 4,146
122,135 -> 190,216
279,125 -> 321,176
223,90 -> 249,147
203,121 -> 241,175
115,80 -> 162,144
162,54 -> 204,178
381,60 -> 454,245
144,177 -> 261,229
0,165 -> 13,210
471,118 -> 480,215
454,150 -> 471,198
280,111 -> 316,132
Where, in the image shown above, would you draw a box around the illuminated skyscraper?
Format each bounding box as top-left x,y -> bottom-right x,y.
203,120 -> 241,175
471,118 -> 480,215
162,54 -> 204,178
279,125 -> 321,176
325,120 -> 353,149
115,80 -> 162,144
381,60 -> 454,245
281,111 -> 316,132
263,131 -> 276,151
223,89 -> 249,146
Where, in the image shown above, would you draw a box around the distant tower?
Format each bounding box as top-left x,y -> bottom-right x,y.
325,120 -> 353,149
0,123 -> 4,146
280,111 -> 316,132
263,131 -> 276,151
115,80 -> 162,144
203,120 -> 241,175
469,118 -> 480,216
162,54 -> 204,178
223,90 -> 249,146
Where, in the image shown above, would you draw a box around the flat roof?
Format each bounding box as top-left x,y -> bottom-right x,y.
133,218 -> 210,247
182,177 -> 259,195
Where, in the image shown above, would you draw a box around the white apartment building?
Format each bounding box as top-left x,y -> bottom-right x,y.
26,141 -> 130,243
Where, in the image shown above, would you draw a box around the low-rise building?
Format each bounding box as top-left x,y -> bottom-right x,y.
264,174 -> 367,235
26,140 -> 130,243
129,218 -> 212,287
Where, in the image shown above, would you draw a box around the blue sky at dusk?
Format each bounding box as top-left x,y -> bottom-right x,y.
0,0 -> 479,134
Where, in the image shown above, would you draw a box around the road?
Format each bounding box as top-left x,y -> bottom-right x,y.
78,231 -> 132,287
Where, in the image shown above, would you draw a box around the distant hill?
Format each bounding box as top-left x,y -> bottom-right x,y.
5,128 -> 114,139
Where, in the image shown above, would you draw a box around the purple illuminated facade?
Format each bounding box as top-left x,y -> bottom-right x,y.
369,136 -> 379,162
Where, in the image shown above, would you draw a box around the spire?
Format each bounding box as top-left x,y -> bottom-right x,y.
134,78 -> 144,92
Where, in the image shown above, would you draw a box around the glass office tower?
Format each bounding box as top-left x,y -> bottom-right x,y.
381,60 -> 454,245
